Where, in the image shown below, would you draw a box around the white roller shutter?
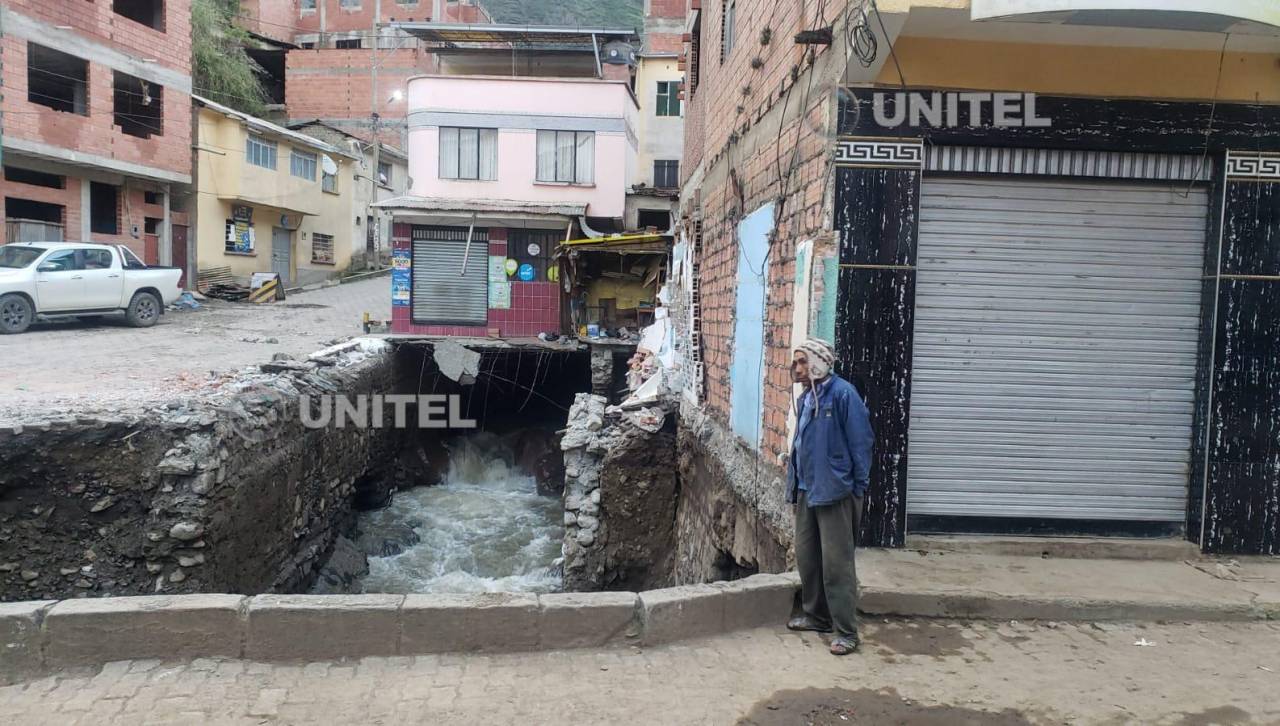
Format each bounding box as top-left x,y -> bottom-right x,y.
411,226 -> 488,326
907,177 -> 1208,521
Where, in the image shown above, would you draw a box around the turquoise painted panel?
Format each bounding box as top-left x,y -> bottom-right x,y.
729,203 -> 775,449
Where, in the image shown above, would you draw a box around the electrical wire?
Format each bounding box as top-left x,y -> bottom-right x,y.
1183,32 -> 1229,198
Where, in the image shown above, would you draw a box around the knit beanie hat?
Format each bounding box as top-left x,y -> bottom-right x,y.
797,338 -> 837,380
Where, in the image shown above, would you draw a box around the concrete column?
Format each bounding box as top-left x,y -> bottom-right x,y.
80,179 -> 92,241
160,184 -> 173,266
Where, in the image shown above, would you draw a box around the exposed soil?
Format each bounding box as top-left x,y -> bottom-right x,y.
738,687 -> 1042,726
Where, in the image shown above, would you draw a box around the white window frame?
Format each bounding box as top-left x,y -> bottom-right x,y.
438,127 -> 498,181
246,135 -> 277,170
312,233 -> 335,264
536,130 -> 595,185
290,149 -> 318,181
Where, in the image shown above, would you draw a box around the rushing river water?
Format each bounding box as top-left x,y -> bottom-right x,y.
355,433 -> 564,594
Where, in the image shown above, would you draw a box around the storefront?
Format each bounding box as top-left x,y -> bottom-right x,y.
835,89 -> 1280,554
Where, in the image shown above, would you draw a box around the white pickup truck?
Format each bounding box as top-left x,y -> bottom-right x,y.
0,242 -> 184,334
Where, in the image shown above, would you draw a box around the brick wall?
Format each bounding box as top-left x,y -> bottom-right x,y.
285,46 -> 431,144
6,0 -> 192,75
390,224 -> 563,337
288,0 -> 490,35
681,0 -> 840,462
1,2 -> 194,180
238,0 -> 300,43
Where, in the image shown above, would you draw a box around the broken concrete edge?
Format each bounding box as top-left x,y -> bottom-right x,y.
4,572 -> 1276,678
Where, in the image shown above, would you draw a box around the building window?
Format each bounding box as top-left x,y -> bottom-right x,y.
113,71 -> 163,139
656,81 -> 681,117
27,44 -> 88,116
536,130 -> 594,185
4,166 -> 65,190
113,0 -> 164,31
721,0 -> 735,62
654,160 -> 680,189
395,0 -> 418,5
144,190 -> 161,205
90,183 -> 120,236
335,38 -> 362,49
439,127 -> 498,181
339,0 -> 361,8
322,170 -> 338,193
300,41 -> 317,49
291,150 -> 318,181
4,198 -> 65,243
690,15 -> 702,94
638,209 -> 671,230
246,135 -> 278,170
144,217 -> 162,235
312,233 -> 335,264
300,0 -> 316,11
377,161 -> 392,186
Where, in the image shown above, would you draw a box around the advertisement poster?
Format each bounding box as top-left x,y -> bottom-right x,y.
488,255 -> 507,282
391,249 -> 411,307
489,282 -> 511,309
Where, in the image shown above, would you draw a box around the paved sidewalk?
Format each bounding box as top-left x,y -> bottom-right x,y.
1,620 -> 1277,725
859,549 -> 1280,622
0,277 -> 390,424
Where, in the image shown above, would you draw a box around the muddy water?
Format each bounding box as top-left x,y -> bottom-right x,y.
356,433 -> 563,594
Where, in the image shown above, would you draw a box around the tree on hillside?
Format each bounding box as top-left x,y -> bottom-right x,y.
192,0 -> 269,116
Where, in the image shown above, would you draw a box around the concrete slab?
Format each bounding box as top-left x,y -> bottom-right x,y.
905,535 -> 1203,561
245,594 -> 402,661
0,600 -> 53,681
858,550 -> 1263,622
43,595 -> 244,668
715,574 -> 798,631
538,592 -> 640,648
401,593 -> 540,654
639,584 -> 725,645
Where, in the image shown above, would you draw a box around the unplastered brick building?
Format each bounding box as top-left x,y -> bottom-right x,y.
0,0 -> 193,267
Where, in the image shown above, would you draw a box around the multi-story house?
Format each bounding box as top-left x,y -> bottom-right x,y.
375,23 -> 653,338
627,0 -> 687,234
0,0 -> 192,271
288,120 -> 411,269
675,0 -> 1280,564
193,97 -> 359,286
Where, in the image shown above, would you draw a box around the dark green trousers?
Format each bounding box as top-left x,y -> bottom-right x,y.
794,490 -> 863,638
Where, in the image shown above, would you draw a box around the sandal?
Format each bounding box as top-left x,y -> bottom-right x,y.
829,635 -> 860,655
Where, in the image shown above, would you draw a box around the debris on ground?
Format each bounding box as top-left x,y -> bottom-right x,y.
432,340 -> 482,384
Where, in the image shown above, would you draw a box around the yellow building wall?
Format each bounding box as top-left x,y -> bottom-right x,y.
195,107 -> 357,285
876,36 -> 1280,104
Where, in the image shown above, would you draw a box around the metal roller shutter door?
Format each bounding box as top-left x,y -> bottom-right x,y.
907,177 -> 1208,521
411,228 -> 488,325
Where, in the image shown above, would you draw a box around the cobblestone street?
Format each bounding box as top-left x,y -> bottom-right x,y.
2,620 -> 1277,725
0,277 -> 391,424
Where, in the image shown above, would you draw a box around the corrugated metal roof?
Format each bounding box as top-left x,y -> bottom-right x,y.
193,96 -> 360,160
373,195 -> 588,217
392,22 -> 636,45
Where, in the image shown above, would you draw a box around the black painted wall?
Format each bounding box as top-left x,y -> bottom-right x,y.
834,165 -> 920,548
1203,180 -> 1280,554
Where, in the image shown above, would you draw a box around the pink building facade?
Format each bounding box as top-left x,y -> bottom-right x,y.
383,73 -> 640,337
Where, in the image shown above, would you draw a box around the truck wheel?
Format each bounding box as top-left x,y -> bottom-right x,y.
125,291 -> 161,328
0,294 -> 33,334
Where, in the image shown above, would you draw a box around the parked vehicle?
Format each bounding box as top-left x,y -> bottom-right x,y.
0,243 -> 184,334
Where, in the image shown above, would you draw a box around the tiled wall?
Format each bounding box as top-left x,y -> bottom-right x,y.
390,223 -> 562,337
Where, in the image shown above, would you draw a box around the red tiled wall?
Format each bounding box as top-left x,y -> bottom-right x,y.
391,224 -> 562,337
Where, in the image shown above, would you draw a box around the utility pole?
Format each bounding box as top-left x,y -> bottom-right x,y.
369,1 -> 381,268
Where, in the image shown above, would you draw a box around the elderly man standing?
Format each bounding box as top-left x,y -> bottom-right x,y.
785,338 -> 875,655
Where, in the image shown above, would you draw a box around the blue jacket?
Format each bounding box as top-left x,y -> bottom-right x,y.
787,374 -> 875,507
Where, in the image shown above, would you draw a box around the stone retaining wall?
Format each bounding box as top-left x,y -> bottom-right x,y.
0,341 -> 401,601
0,574 -> 800,682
